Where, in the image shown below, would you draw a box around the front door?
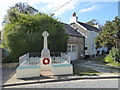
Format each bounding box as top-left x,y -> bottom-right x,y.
67,44 -> 78,60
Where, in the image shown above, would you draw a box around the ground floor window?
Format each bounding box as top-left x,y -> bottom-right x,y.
67,44 -> 77,52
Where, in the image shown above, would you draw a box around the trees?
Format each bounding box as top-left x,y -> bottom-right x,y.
86,19 -> 98,25
2,3 -> 68,62
95,16 -> 120,63
2,2 -> 39,24
86,19 -> 102,30
95,16 -> 120,49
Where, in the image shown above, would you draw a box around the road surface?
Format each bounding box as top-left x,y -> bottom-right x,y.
5,78 -> 119,88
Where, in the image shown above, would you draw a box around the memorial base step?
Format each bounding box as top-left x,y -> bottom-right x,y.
40,70 -> 52,76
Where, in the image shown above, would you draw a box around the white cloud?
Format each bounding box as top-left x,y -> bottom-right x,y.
0,0 -> 79,16
38,0 -> 79,16
0,26 -> 1,30
80,5 -> 98,13
0,0 -> 119,16
0,0 -> 78,29
50,0 -> 78,16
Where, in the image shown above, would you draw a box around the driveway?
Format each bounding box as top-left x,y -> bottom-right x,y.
77,60 -> 119,74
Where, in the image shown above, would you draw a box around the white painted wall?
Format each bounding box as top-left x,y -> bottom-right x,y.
85,30 -> 108,56
16,67 -> 40,78
16,64 -> 73,78
52,65 -> 73,75
85,30 -> 98,56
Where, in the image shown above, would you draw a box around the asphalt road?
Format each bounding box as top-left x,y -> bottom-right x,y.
2,68 -> 16,84
6,78 -> 119,88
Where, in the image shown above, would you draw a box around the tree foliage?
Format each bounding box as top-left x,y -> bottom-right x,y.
95,16 -> 120,49
2,2 -> 39,24
86,19 -> 102,30
2,3 -> 68,62
86,19 -> 98,25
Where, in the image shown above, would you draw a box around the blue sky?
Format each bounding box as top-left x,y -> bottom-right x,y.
53,2 -> 118,25
0,0 -> 119,30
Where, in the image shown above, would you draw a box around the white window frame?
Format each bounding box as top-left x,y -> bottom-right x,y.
67,44 -> 77,52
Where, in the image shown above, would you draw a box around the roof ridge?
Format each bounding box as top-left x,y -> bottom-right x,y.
77,21 -> 97,28
64,24 -> 85,38
77,21 -> 100,32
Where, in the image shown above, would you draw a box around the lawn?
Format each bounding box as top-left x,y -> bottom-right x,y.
73,65 -> 99,76
86,55 -> 106,64
71,61 -> 99,76
107,62 -> 120,67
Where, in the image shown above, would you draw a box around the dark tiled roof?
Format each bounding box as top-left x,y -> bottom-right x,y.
77,21 -> 100,32
64,23 -> 85,38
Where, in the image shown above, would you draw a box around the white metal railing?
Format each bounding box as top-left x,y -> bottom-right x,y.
52,53 -> 70,64
28,57 -> 40,65
19,53 -> 29,65
61,52 -> 70,63
19,52 -> 71,66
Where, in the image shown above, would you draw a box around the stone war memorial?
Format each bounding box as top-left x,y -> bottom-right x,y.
16,31 -> 73,78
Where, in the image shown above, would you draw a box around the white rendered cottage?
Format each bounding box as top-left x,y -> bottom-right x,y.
70,12 -> 107,58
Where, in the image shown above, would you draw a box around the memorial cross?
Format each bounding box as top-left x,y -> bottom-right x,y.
42,31 -> 49,49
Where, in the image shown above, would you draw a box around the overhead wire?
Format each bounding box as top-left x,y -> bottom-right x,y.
51,0 -> 72,16
25,0 -> 73,16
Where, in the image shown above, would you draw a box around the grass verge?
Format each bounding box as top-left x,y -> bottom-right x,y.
107,62 -> 120,67
88,55 -> 106,61
73,65 -> 99,76
86,55 -> 120,68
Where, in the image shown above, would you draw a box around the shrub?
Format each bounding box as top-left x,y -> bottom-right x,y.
2,54 -> 18,63
104,55 -> 113,63
104,47 -> 120,63
110,47 -> 120,62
